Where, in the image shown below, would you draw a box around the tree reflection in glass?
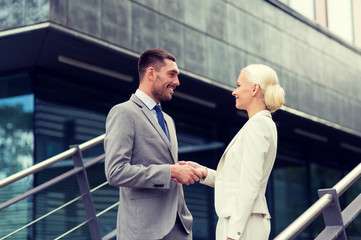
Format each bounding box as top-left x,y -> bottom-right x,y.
0,94 -> 34,239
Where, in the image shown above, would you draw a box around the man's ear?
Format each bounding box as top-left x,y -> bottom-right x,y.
146,67 -> 155,81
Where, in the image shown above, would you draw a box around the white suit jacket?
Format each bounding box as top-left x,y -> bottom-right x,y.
201,110 -> 277,239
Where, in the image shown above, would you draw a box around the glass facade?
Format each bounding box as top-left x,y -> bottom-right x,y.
278,0 -> 315,20
272,160 -> 309,237
0,73 -> 34,239
327,0 -> 353,43
33,72 -> 113,239
0,45 -> 360,239
0,68 -> 359,239
0,0 -> 360,237
340,170 -> 361,238
272,0 -> 360,47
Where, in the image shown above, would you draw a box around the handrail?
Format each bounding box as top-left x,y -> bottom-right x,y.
0,134 -> 105,189
2,131 -> 360,240
273,194 -> 333,240
0,133 -> 116,240
333,162 -> 361,196
0,154 -> 105,211
54,201 -> 119,240
0,193 -> 86,240
274,162 -> 361,240
1,181 -> 112,240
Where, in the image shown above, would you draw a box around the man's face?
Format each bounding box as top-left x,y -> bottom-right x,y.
151,59 -> 180,102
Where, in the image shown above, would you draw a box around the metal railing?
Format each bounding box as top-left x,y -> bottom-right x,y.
0,134 -> 118,240
274,162 -> 361,240
0,134 -> 105,189
1,132 -> 360,240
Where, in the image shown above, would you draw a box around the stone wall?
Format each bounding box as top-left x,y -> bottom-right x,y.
0,0 -> 49,30
1,0 -> 361,133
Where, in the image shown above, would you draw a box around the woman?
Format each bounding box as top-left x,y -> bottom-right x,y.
187,64 -> 285,240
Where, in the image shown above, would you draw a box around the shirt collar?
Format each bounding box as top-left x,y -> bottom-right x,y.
135,89 -> 158,110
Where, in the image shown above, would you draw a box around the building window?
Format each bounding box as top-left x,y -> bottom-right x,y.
278,0 -> 315,20
266,0 -> 361,50
327,0 -> 353,43
272,159 -> 310,238
0,73 -> 34,239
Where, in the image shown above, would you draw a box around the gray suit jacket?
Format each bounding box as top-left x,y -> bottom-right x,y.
104,94 -> 192,240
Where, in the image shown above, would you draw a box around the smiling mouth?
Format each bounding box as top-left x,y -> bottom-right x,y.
168,86 -> 176,94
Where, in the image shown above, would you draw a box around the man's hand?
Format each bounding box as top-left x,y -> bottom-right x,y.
180,161 -> 208,178
170,163 -> 202,185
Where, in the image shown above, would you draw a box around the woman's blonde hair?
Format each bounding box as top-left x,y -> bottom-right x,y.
243,64 -> 285,112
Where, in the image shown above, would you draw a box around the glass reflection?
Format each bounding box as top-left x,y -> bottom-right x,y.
278,0 -> 315,20
327,0 -> 353,43
272,161 -> 309,239
0,94 -> 34,239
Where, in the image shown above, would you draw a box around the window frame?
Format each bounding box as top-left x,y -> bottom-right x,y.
265,0 -> 361,53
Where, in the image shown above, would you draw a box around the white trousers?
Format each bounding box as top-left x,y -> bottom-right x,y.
216,214 -> 271,240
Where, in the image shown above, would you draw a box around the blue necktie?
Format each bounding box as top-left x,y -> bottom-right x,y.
154,105 -> 170,140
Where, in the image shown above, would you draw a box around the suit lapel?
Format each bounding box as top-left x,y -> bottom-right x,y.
217,110 -> 272,170
217,125 -> 244,171
221,129 -> 242,159
131,95 -> 175,162
141,107 -> 171,145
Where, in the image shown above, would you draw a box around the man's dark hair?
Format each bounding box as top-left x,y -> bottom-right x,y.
137,48 -> 176,81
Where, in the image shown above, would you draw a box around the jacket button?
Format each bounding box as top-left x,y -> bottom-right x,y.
238,232 -> 241,235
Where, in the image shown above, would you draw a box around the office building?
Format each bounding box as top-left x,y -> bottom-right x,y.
0,0 -> 360,239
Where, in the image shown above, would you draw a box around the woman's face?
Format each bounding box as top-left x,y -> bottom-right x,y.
232,70 -> 254,110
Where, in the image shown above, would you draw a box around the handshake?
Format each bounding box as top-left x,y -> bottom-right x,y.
170,161 -> 208,185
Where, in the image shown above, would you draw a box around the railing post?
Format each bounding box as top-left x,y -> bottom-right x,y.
71,145 -> 101,240
315,188 -> 347,240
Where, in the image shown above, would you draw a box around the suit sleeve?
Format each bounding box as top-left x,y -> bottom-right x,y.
200,168 -> 216,188
227,119 -> 271,239
104,105 -> 172,189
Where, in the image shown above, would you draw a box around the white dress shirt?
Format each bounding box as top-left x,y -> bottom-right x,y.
135,89 -> 169,136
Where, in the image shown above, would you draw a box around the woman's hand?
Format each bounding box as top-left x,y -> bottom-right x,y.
179,161 -> 208,178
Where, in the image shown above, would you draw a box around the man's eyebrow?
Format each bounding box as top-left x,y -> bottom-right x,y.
169,69 -> 179,74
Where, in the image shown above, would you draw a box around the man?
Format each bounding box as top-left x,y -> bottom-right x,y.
104,48 -> 201,240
